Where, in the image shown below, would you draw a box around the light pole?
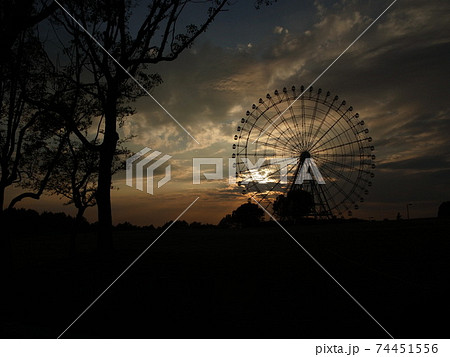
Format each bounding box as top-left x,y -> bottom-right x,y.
406,203 -> 413,220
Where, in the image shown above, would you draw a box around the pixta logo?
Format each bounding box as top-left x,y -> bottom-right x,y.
126,148 -> 172,195
126,148 -> 325,195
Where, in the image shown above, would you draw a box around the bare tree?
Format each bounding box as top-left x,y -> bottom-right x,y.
51,0 -> 233,251
51,139 -> 98,227
0,0 -> 59,275
0,26 -> 64,211
46,134 -> 129,252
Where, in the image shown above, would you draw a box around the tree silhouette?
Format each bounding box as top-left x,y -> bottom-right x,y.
0,0 -> 60,275
0,21 -> 64,211
48,138 -> 99,251
273,190 -> 314,222
50,0 -> 235,251
44,136 -> 128,251
4,41 -> 104,212
218,214 -> 234,228
230,199 -> 264,227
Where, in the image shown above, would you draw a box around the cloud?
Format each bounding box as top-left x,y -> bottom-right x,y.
45,0 -> 450,223
274,26 -> 288,35
118,0 -> 447,221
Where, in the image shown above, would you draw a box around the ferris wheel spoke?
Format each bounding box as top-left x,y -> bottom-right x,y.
254,140 -> 296,155
310,123 -> 350,156
318,179 -> 341,213
318,153 -> 373,159
265,96 -> 303,148
317,162 -> 369,191
284,93 -> 305,149
317,160 -> 370,178
316,153 -> 363,162
325,155 -> 372,172
309,106 -> 351,152
315,158 -> 358,175
308,94 -> 337,149
244,180 -> 262,192
314,155 -> 371,175
300,94 -> 306,147
238,160 -> 282,174
257,134 -> 296,155
239,158 -> 298,184
259,164 -> 298,199
252,106 -> 299,148
235,137 -> 285,157
305,90 -> 321,148
311,137 -> 368,155
319,167 -> 357,208
245,152 -> 281,157
323,178 -> 354,212
249,97 -> 304,149
318,160 -> 366,193
254,163 -> 298,203
310,115 -> 360,152
248,119 -> 298,151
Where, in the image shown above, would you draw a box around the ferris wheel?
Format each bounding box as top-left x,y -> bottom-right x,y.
232,86 -> 375,219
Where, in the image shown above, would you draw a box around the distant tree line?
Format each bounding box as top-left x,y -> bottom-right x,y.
219,199 -> 265,228
3,207 -> 216,235
5,199 -> 449,239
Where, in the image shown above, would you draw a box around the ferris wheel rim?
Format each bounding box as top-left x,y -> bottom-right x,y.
233,85 -> 375,218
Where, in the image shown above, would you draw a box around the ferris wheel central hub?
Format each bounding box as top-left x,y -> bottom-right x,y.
299,151 -> 311,163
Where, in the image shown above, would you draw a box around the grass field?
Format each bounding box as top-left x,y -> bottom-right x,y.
1,218 -> 449,338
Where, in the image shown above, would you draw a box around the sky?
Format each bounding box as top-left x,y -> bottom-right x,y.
9,0 -> 450,226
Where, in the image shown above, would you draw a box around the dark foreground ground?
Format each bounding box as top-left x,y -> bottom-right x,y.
1,218 -> 449,338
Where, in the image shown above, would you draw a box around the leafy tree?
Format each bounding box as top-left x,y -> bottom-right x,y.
47,138 -> 99,252
50,0 -> 238,251
218,214 -> 233,228
0,26 -> 65,211
44,135 -> 128,251
231,199 -> 264,227
48,139 -> 98,222
273,190 -> 314,222
0,0 -> 60,275
161,220 -> 189,230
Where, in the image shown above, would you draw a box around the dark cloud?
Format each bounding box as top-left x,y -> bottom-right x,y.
116,0 -> 449,221
379,155 -> 450,171
18,0 -> 448,223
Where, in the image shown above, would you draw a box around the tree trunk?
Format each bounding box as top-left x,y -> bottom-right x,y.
96,150 -> 114,253
70,206 -> 86,255
96,94 -> 119,253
